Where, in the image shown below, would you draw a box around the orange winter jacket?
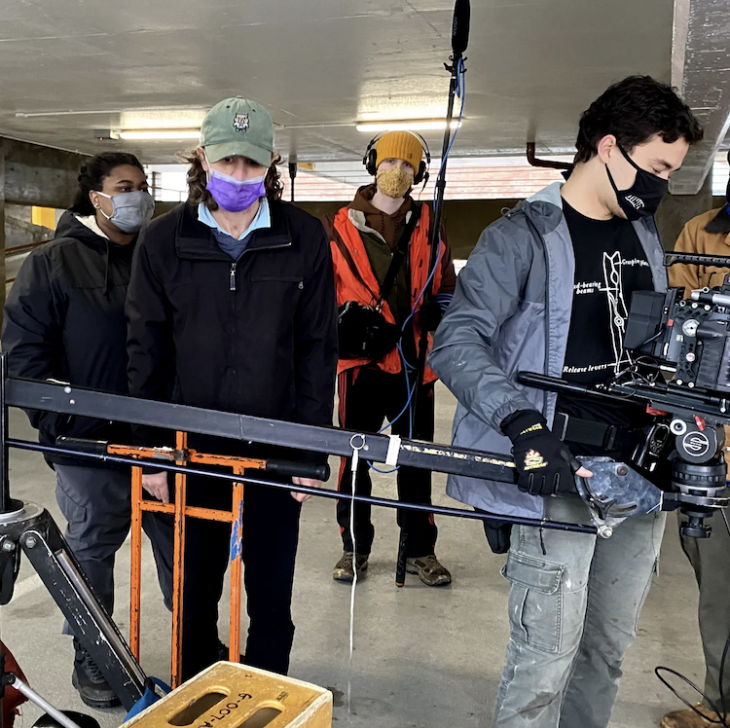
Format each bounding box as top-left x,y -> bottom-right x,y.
326,204 -> 445,383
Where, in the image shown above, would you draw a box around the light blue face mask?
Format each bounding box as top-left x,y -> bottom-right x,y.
97,190 -> 155,233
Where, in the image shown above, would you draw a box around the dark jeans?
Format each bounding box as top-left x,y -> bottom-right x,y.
180,468 -> 302,681
336,366 -> 438,557
55,463 -> 174,635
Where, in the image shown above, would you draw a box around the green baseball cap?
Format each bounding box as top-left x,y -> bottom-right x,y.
200,97 -> 274,167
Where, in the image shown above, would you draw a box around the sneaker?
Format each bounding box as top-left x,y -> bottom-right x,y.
661,704 -> 722,728
333,552 -> 369,583
406,555 -> 452,586
71,639 -> 120,710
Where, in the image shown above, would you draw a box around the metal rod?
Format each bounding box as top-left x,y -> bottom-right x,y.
0,355 -> 9,513
229,481 -> 244,662
664,251 -> 730,268
130,466 -> 143,659
413,56 -> 461,411
10,676 -> 82,728
517,372 -> 645,406
526,142 -> 574,171
55,550 -> 147,686
7,438 -> 596,535
5,378 -> 516,482
171,432 -> 187,688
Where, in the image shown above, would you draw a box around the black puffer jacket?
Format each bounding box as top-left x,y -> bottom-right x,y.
126,200 -> 338,460
2,211 -> 135,467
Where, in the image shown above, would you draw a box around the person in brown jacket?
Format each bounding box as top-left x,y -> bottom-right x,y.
662,189 -> 730,728
323,131 -> 456,586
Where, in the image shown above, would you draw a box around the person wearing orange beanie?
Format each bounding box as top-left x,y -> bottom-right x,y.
322,131 -> 457,586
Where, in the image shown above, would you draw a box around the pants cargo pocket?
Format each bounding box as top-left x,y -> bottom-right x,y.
55,469 -> 89,540
502,550 -> 564,655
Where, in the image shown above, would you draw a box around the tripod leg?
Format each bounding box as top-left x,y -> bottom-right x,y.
395,529 -> 408,587
19,511 -> 145,711
9,676 -> 82,728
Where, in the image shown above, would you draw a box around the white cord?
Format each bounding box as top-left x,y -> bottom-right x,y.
347,435 -> 365,717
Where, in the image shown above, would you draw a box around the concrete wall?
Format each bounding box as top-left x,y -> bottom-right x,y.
157,192 -> 730,261
296,199 -> 521,259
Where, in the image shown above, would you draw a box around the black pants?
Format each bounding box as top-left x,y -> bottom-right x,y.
180,451 -> 302,681
336,366 -> 438,557
55,464 -> 174,635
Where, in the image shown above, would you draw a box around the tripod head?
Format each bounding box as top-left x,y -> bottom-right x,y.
517,372 -> 730,538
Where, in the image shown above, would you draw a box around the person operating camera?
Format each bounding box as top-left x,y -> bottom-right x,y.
430,76 -> 703,728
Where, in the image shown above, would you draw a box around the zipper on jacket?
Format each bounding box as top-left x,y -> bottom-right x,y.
226,240 -> 292,293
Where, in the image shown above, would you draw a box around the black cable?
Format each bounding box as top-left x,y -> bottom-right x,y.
654,667 -> 728,726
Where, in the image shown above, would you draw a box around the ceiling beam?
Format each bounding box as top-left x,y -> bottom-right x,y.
2,137 -> 89,209
668,0 -> 730,195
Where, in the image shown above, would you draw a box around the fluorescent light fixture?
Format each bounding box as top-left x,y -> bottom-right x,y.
355,120 -> 462,133
116,129 -> 201,141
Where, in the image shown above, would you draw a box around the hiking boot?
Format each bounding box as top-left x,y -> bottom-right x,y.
661,703 -> 722,728
333,552 -> 369,583
71,639 -> 120,710
406,555 -> 452,586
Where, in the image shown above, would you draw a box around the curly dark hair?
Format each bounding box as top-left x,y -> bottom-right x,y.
183,150 -> 283,210
70,152 -> 145,215
574,75 -> 704,164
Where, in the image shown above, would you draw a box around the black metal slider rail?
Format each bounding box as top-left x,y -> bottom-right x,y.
5,377 -> 515,482
8,438 -> 596,535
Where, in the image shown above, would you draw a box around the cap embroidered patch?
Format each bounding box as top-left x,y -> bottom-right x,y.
233,114 -> 249,132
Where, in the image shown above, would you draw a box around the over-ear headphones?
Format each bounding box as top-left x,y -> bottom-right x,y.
363,131 -> 431,186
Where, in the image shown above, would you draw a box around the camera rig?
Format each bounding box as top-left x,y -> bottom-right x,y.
520,251 -> 730,539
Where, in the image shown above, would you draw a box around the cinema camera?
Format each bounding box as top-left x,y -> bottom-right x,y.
520,252 -> 730,540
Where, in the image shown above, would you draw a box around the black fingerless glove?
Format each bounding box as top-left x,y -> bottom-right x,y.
502,410 -> 580,497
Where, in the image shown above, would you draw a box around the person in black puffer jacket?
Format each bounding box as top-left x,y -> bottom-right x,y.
2,153 -> 174,710
127,98 -> 338,683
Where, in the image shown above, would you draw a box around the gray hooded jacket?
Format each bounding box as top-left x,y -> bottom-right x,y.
429,182 -> 667,520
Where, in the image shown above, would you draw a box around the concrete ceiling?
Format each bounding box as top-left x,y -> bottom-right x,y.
0,0 -> 720,190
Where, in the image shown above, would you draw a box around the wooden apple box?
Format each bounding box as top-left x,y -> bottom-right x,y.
124,662 -> 332,728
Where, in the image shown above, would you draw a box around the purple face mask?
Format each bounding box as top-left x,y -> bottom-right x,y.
206,168 -> 266,212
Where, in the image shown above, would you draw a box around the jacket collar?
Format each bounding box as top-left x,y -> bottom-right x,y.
520,181 -> 666,291
175,202 -> 291,260
705,205 -> 730,235
346,208 -> 416,246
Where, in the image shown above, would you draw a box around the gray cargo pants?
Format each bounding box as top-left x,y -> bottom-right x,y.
55,463 -> 174,635
679,510 -> 730,712
493,495 -> 666,728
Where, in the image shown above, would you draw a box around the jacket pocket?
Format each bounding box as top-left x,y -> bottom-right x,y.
502,550 -> 564,654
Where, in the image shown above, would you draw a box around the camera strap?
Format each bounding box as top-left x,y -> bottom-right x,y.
376,202 -> 423,310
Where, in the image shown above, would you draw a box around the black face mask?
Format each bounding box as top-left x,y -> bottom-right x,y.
606,144 -> 668,221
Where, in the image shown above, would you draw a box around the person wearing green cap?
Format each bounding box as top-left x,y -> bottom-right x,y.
126,97 -> 338,680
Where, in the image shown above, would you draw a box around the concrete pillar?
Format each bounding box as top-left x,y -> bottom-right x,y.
0,141 -> 7,319
655,172 -> 714,250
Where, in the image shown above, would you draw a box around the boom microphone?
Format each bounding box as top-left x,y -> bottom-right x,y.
451,0 -> 471,57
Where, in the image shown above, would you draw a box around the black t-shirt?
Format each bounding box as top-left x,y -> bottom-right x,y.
556,199 -> 653,435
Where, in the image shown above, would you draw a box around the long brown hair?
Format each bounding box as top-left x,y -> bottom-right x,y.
182,150 -> 284,211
